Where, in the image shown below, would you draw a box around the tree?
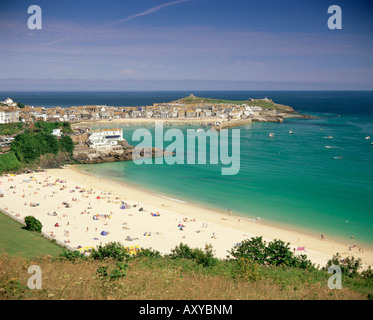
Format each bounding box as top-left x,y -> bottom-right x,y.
24,216 -> 43,233
59,135 -> 74,155
266,239 -> 296,266
11,133 -> 41,163
323,253 -> 362,277
229,236 -> 314,269
37,133 -> 59,155
228,236 -> 267,264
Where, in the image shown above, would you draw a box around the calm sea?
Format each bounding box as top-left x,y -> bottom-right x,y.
2,91 -> 373,247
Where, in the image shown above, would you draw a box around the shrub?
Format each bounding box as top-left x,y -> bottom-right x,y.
228,236 -> 314,269
266,239 -> 298,266
58,250 -> 86,262
361,266 -> 373,280
59,135 -> 74,155
169,243 -> 218,267
228,236 -> 267,264
24,216 -> 43,233
96,262 -> 128,281
90,242 -> 131,261
136,247 -> 162,259
323,253 -> 362,278
0,151 -> 22,174
235,258 -> 261,282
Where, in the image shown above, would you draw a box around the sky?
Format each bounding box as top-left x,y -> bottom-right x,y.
1,0 -> 373,90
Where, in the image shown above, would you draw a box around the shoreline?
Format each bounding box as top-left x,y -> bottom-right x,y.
2,164 -> 372,269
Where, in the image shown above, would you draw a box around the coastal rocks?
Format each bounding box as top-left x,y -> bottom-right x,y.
73,146 -> 172,164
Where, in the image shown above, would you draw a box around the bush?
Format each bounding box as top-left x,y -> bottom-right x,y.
90,242 -> 131,261
59,135 -> 74,155
10,122 -> 74,166
228,236 -> 267,264
58,250 -> 86,262
136,248 -> 162,259
0,151 -> 22,174
235,258 -> 261,282
96,262 -> 128,281
323,253 -> 362,278
228,236 -> 314,269
169,243 -> 218,267
24,216 -> 43,233
266,239 -> 297,266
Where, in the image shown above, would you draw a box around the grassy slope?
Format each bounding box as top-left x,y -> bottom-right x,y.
172,96 -> 295,111
0,254 -> 367,300
0,211 -> 65,259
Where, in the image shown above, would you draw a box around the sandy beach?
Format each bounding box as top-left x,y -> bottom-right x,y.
1,165 -> 373,269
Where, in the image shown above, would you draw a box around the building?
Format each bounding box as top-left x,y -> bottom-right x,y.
87,128 -> 125,148
52,128 -> 62,138
0,106 -> 20,124
2,98 -> 17,107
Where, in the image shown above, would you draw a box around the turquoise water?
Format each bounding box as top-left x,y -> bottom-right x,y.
3,90 -> 372,246
78,110 -> 373,247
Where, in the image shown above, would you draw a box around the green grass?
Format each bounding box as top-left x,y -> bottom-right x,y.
0,211 -> 65,259
174,96 -> 248,105
172,96 -> 294,111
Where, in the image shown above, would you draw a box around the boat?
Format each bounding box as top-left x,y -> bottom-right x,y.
269,133 -> 275,138
289,130 -> 294,134
365,136 -> 371,140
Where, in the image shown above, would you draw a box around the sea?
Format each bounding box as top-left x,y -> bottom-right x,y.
2,90 -> 373,247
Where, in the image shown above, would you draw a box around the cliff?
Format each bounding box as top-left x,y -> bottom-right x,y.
73,145 -> 172,164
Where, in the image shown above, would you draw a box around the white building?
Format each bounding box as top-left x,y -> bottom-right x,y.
251,106 -> 263,111
52,129 -> 62,138
0,106 -> 20,124
87,128 -> 124,148
2,98 -> 16,106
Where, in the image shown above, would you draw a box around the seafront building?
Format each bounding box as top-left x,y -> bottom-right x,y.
0,106 -> 20,124
87,128 -> 125,148
0,98 -> 20,124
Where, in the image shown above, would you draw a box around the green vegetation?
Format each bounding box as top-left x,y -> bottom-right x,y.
0,122 -> 24,136
173,95 -> 294,111
33,121 -> 73,135
229,236 -> 314,268
175,95 -> 250,105
24,216 -> 43,233
0,239 -> 372,299
96,262 -> 129,281
0,211 -> 64,259
0,121 -> 75,175
0,151 -> 22,174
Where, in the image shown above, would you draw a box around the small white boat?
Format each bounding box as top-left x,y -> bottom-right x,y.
289,130 -> 294,134
365,136 -> 371,140
269,132 -> 275,138
325,146 -> 331,148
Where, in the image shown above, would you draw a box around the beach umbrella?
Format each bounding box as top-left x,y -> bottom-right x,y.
100,231 -> 108,236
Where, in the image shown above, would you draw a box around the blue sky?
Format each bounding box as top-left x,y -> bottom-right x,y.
1,0 -> 373,90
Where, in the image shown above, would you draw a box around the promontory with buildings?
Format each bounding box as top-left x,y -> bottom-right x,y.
1,94 -> 313,165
